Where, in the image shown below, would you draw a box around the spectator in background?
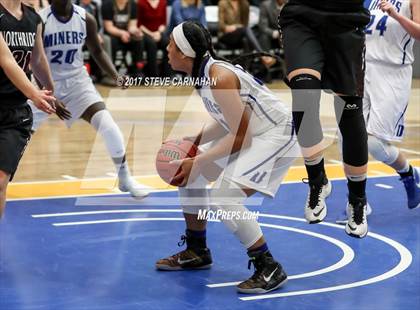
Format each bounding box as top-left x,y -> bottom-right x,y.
218,0 -> 274,67
137,0 -> 170,77
102,0 -> 143,76
22,0 -> 49,10
168,0 -> 207,33
76,0 -> 115,84
258,0 -> 285,64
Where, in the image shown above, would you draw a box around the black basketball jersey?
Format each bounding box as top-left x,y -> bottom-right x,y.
0,3 -> 42,108
289,0 -> 365,11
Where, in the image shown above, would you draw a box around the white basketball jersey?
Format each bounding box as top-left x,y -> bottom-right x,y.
199,56 -> 290,136
39,5 -> 87,81
365,0 -> 415,65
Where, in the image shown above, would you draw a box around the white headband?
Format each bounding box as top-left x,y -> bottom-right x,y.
173,23 -> 196,58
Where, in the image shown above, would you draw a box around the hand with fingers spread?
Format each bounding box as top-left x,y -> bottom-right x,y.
54,100 -> 72,120
169,157 -> 200,187
30,89 -> 56,114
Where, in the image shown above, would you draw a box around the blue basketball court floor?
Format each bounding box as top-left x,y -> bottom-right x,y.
1,175 -> 419,310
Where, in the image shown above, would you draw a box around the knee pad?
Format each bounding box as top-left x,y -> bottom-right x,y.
209,181 -> 262,248
90,110 -> 125,158
179,175 -> 210,215
289,74 -> 323,148
368,135 -> 399,165
335,96 -> 368,166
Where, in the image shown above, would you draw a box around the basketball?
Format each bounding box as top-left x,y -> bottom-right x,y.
155,139 -> 199,186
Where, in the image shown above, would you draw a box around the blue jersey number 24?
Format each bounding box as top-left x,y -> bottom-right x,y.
366,14 -> 389,36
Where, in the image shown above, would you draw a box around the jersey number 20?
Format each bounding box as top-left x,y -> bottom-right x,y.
51,49 -> 78,64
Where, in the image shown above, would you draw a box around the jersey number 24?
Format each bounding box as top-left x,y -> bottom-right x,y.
366,14 -> 389,36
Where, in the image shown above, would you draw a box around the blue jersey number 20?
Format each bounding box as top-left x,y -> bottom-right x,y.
366,15 -> 389,36
51,49 -> 78,65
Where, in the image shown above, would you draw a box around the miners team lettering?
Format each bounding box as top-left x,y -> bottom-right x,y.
44,31 -> 84,48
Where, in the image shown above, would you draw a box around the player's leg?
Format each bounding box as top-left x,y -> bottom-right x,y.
209,181 -> 288,294
368,135 -> 420,209
80,102 -> 148,198
281,12 -> 331,224
334,95 -> 368,237
0,170 -> 10,218
365,63 -> 419,209
326,14 -> 370,237
0,106 -> 32,218
155,174 -> 213,271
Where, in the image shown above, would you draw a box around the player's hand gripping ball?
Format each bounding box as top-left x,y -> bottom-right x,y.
156,139 -> 199,186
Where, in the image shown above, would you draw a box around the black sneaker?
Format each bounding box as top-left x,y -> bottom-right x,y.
304,172 -> 332,223
155,235 -> 212,271
237,251 -> 288,294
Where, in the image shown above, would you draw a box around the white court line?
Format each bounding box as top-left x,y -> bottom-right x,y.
399,148 -> 420,156
52,217 -> 219,227
328,160 -> 342,164
8,174 -> 402,202
375,184 -> 394,189
240,228 -> 412,301
207,223 -> 354,288
32,209 -> 184,218
370,170 -> 388,176
106,172 -> 117,177
61,175 -> 77,180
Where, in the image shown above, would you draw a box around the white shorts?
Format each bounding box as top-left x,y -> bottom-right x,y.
364,62 -> 412,142
200,122 -> 299,197
30,70 -> 103,130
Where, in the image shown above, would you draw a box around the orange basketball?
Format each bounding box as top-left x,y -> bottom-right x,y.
155,139 -> 199,186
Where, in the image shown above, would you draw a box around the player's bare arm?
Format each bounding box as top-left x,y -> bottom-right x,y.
380,0 -> 420,39
85,13 -> 119,81
184,119 -> 229,146
0,33 -> 55,114
195,64 -> 252,167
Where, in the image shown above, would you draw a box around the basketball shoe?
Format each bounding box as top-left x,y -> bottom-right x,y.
119,177 -> 149,199
237,250 -> 288,294
304,172 -> 332,223
401,167 -> 420,209
156,234 -> 212,271
345,194 -> 368,238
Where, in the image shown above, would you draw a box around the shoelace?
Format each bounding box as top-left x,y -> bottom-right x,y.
351,202 -> 365,225
247,257 -> 265,281
178,235 -> 187,247
303,178 -> 323,209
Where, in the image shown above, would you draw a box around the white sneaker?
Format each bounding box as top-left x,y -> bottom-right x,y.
118,177 -> 149,199
336,202 -> 372,225
304,175 -> 332,224
345,197 -> 368,238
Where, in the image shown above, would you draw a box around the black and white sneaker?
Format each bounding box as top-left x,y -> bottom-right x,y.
304,173 -> 332,223
155,235 -> 213,271
345,195 -> 368,238
237,251 -> 288,294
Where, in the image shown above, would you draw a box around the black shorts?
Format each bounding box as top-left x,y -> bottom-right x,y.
0,104 -> 33,180
279,3 -> 371,97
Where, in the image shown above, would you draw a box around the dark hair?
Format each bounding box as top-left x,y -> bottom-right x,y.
181,21 -> 221,79
182,21 -> 281,79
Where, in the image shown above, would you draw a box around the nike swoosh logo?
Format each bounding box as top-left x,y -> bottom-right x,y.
347,224 -> 358,231
313,207 -> 325,217
263,267 -> 278,282
0,14 -> 4,19
177,257 -> 197,265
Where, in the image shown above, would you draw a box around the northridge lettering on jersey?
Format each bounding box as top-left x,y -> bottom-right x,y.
44,31 -> 84,48
1,31 -> 36,47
